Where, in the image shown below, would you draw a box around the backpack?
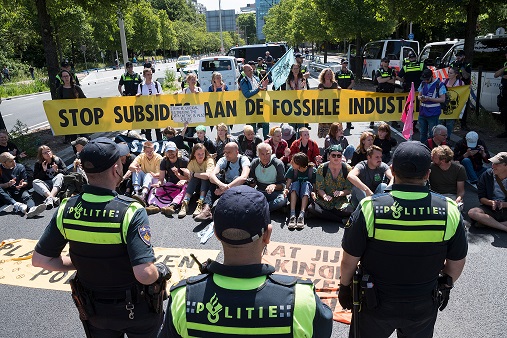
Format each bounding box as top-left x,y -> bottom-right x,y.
139,82 -> 159,95
217,155 -> 247,183
436,80 -> 450,114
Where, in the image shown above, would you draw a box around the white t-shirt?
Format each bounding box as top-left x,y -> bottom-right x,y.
137,81 -> 162,95
182,87 -> 203,94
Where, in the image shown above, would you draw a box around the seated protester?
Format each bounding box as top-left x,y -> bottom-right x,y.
196,142 -> 250,222
179,144 -> 215,219
162,126 -> 189,154
288,127 -> 322,166
348,145 -> 394,207
350,131 -> 374,167
116,143 -> 135,196
0,152 -> 46,218
468,152 -> 507,232
284,152 -> 316,230
308,145 -> 353,222
182,123 -> 216,155
214,123 -> 238,160
0,129 -> 26,161
453,131 -> 490,184
422,124 -> 448,150
238,125 -> 263,161
129,141 -> 163,204
265,127 -> 290,164
249,143 -> 287,211
430,145 -> 467,205
146,141 -> 189,215
32,145 -> 68,209
324,122 -> 354,162
71,136 -> 89,183
373,122 -> 397,163
280,123 -> 296,147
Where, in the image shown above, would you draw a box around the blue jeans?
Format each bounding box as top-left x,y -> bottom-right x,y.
418,115 -> 440,142
290,181 -> 313,198
0,187 -> 35,208
185,177 -> 210,196
343,145 -> 355,162
260,190 -> 287,212
461,158 -> 487,183
132,171 -> 157,191
351,183 -> 387,207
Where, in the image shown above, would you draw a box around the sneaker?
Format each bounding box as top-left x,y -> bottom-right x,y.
287,215 -> 297,230
145,205 -> 160,215
14,202 -> 27,214
178,200 -> 189,219
194,204 -> 212,222
3,204 -> 15,213
160,204 -> 176,216
44,196 -> 55,210
296,215 -> 305,230
26,204 -> 46,218
193,200 -> 204,218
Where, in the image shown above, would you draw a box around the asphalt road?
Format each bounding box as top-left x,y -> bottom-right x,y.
0,61 -> 506,337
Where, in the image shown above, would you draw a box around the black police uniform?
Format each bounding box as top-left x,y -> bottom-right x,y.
375,67 -> 396,93
397,61 -> 424,92
450,58 -> 472,128
342,184 -> 468,338
34,185 -> 163,337
335,68 -> 355,89
498,61 -> 507,135
159,262 -> 333,338
119,71 -> 142,96
55,72 -> 80,88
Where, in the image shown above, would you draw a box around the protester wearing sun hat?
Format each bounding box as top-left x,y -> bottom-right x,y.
453,130 -> 490,184
339,141 -> 467,338
159,185 -> 333,338
468,151 -> 507,231
32,137 -> 171,337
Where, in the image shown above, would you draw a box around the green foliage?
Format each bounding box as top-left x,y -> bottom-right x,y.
127,1 -> 162,54
8,120 -> 40,157
162,68 -> 178,92
0,79 -> 50,98
237,13 -> 257,44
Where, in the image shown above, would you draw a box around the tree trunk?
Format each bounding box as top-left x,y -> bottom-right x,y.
354,34 -> 363,82
35,0 -> 59,99
465,0 -> 480,64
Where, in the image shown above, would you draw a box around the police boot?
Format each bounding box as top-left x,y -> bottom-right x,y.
194,204 -> 212,222
178,200 -> 189,219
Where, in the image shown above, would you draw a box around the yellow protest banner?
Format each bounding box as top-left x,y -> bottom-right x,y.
43,86 -> 470,135
0,238 -> 219,292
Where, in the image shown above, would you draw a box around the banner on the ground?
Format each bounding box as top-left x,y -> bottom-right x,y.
0,238 -> 219,292
262,241 -> 352,324
43,86 -> 470,135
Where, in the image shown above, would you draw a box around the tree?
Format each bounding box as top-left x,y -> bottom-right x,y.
237,13 -> 257,44
158,10 -> 178,57
126,1 -> 162,57
264,0 -> 296,43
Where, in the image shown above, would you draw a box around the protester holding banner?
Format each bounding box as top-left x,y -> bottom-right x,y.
350,131 -> 374,167
309,145 -> 353,223
418,68 -> 447,142
317,68 -> 340,138
440,67 -> 464,141
339,141 -> 467,338
137,68 -> 163,142
32,137 -> 170,338
180,73 -> 202,137
129,141 -> 163,205
239,64 -> 269,140
208,72 -> 228,93
56,69 -> 86,144
282,63 -> 308,135
180,143 -> 214,219
159,185 -> 333,338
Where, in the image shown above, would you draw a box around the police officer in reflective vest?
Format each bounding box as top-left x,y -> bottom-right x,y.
159,185 -> 333,338
335,59 -> 356,130
118,61 -> 142,96
494,48 -> 507,138
338,141 -> 467,338
55,60 -> 80,88
373,57 -> 397,128
397,51 -> 425,93
32,137 -> 171,338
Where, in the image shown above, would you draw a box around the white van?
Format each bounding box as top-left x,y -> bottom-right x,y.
360,39 -> 420,81
198,56 -> 240,91
418,39 -> 462,67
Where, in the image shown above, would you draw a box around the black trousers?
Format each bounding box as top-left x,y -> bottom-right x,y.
349,295 -> 438,338
87,297 -> 163,338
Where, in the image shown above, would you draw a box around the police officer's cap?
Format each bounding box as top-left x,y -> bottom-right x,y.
294,52 -> 303,58
257,57 -> 264,61
80,137 -> 120,173
214,186 -> 270,245
420,68 -> 433,80
392,141 -> 431,178
408,51 -> 417,58
341,59 -> 349,64
248,60 -> 256,65
61,60 -> 70,67
126,61 -> 133,68
381,57 -> 390,62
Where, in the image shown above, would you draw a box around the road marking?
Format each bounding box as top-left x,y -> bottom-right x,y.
24,97 -> 35,101
2,114 -> 12,117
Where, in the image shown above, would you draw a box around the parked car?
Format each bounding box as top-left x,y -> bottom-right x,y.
309,56 -> 340,75
176,55 -> 193,71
